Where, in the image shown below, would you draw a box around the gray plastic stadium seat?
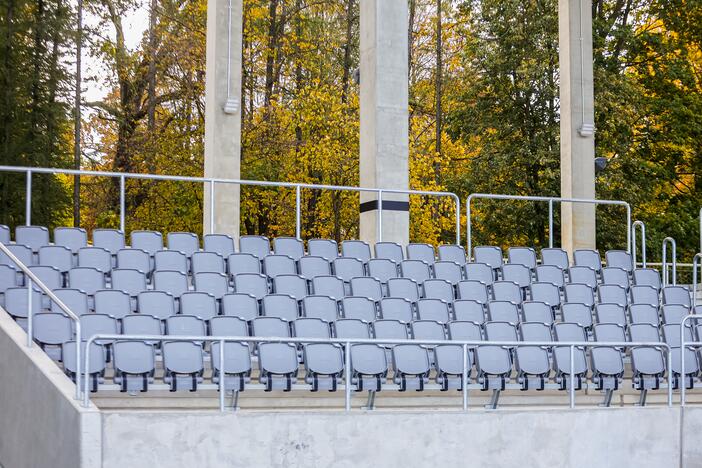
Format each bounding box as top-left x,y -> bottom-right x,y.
94,289 -> 131,319
191,251 -> 226,275
203,234 -> 235,258
392,344 -> 430,391
273,237 -> 305,261
541,248 -> 569,270
68,267 -> 105,297
341,240 -> 371,262
334,318 -> 371,339
367,258 -> 398,288
473,246 -> 503,278
661,304 -> 690,325
3,287 -> 42,319
561,302 -> 593,329
154,250 -> 188,273
221,293 -> 259,321
153,270 -> 188,299
633,268 -> 661,291
406,243 -> 436,265
302,295 -> 339,322
51,288 -> 89,316
163,341 -> 204,391
38,245 -> 72,273
501,264 -> 532,293
351,344 -> 387,391
15,225 -> 49,253
400,260 -> 431,284
521,301 -> 553,325
194,272 -> 229,300
487,301 -> 519,324
113,341 -> 156,392
629,339 -> 666,397
166,315 -> 206,339
311,275 -> 345,300
508,247 -> 537,271
374,319 -> 409,344
228,253 -> 261,276
62,341 -> 106,392
252,316 -> 291,338
484,321 -> 518,343
602,267 -> 630,290
130,230 -> 163,257
595,303 -> 627,326
379,297 -> 414,323
80,313 -> 119,350
54,227 -> 87,255
3,244 -> 33,268
452,300 -> 485,323
591,325 -> 625,402
457,280 -> 489,304
568,266 -> 598,288
593,322 -> 626,344
529,282 -> 561,311
422,279 -> 454,302
606,250 -> 633,274
263,254 -> 297,278
29,265 -> 61,291
492,280 -> 522,304
233,273 -> 269,300
111,269 -> 147,299
662,286 -> 691,307
93,229 -> 125,256
294,317 -> 331,339
573,249 -> 602,274
629,323 -> 660,343
411,320 -> 446,342
262,294 -> 299,321
535,265 -> 565,289
387,278 -> 420,303
298,256 -> 331,280
433,261 -> 463,285
209,316 -> 249,337
515,344 -> 550,391
117,248 -> 151,275
138,290 -> 176,319
448,320 -> 482,341
341,296 -> 377,322
307,238 -> 339,261
77,247 -> 112,274
259,342 -> 299,391
239,235 -> 271,259
629,303 -> 659,326
435,344 -> 471,390
553,322 -> 588,390
598,284 -> 628,306
375,242 -> 404,264
417,299 -> 450,324
333,257 -> 365,287
464,262 -> 494,286
167,232 -> 199,258
349,277 -> 383,302
211,341 -> 252,391
180,292 -> 217,320
0,264 -> 17,292
33,312 -> 73,359
304,343 -> 344,391
438,244 -> 467,266
519,321 -> 552,342
564,283 -> 595,308
0,224 -> 9,244
631,285 -> 660,307
272,274 -> 307,300
475,345 -> 512,392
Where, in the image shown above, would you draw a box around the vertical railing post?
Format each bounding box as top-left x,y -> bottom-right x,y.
569,345 -> 575,408
377,190 -> 383,243
26,278 -> 33,348
209,179 -> 216,234
681,317 -> 688,406
462,343 -> 468,411
667,347 -> 673,407
119,175 -> 126,233
632,221 -> 646,268
626,204 -> 632,254
83,339 -> 91,407
548,198 -> 554,248
454,196 -> 461,246
466,197 -> 472,260
25,170 -> 32,226
74,322 -> 82,401
344,341 -> 351,412
693,254 -> 702,307
219,338 -> 225,411
295,185 -> 301,240
662,237 -> 677,286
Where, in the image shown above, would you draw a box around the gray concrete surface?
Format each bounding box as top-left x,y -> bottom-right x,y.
0,308 -> 101,468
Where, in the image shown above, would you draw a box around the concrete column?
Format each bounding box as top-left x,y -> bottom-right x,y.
203,0 -> 242,237
359,0 -> 410,246
559,0 -> 596,253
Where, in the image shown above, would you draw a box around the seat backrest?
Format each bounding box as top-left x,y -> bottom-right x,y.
487,300 -> 520,324
94,289 -> 131,319
374,242 -> 404,264
272,274 -> 307,300
540,248 -> 569,270
111,269 -> 147,297
561,302 -> 593,329
233,273 -> 269,300
80,313 -> 119,339
662,324 -> 694,347
373,319 -> 409,342
379,297 -> 414,323
130,230 -> 163,256
302,295 -> 339,322
508,247 -> 537,270
473,246 -> 503,270
457,280 -> 489,304
406,243 -> 436,265
662,286 -> 691,307
521,301 -> 554,325
628,323 -> 660,342
221,293 -> 259,321
180,291 -> 217,320
483,321 -> 518,342
568,266 -> 598,288
251,316 -> 290,337
0,224 -> 10,244
54,227 -> 87,254
262,294 -> 299,321
3,287 -> 42,318
153,250 -> 188,273
573,249 -> 602,272
63,341 -> 105,374
411,320 -> 446,341
400,260 -> 431,283
38,245 -> 72,273
334,318 -> 370,339
661,304 -> 690,325
553,322 -> 587,342
519,321 -> 552,342
153,270 -> 188,298
0,265 -> 17,292
630,285 -> 660,306
601,267 -> 630,290
209,316 -> 248,337
77,247 -> 112,273
307,238 -> 339,261
433,261 -> 463,285
298,256 -> 331,280
464,262 -> 494,285
392,344 -> 431,375
452,300 -> 485,324
633,268 -> 661,291
333,257 -> 365,282
113,340 -> 155,374
447,320 -> 482,341
593,323 -> 626,343
340,240 -> 371,262
417,298 -> 451,324
28,265 -> 61,290
304,343 -> 343,375
167,232 -> 199,257
116,248 -> 150,274
166,315 -> 206,336
194,272 -> 229,299
293,318 -> 331,339
595,303 -> 626,326
273,237 -> 305,261
628,303 -> 659,326
3,244 -> 33,267
422,279 -> 454,302
501,264 -> 531,289
492,280 -> 522,304
51,288 -> 89,315
605,250 -> 633,273
263,254 -> 297,278
311,275 -> 345,299
387,278 -> 419,302
92,229 -> 125,255
163,341 -> 204,374
367,258 -> 398,283
349,277 -> 383,302
341,296 -> 377,322
535,265 -> 565,289
239,235 -> 270,259
15,225 -> 49,252
564,283 -> 595,307
203,233 -> 235,258
438,244 -> 467,265
121,314 -> 162,337
475,346 -> 512,375
227,253 -> 261,275
351,344 -> 388,375
259,342 -> 299,374
598,284 -> 628,306
137,290 -> 176,319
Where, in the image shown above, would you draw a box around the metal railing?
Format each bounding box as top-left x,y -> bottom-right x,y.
466,194 -> 631,256
0,242 -> 82,400
693,254 -> 702,306
632,220 -> 646,268
679,314 -> 702,406
0,165 -> 461,244
662,237 -> 677,286
82,334 -> 672,411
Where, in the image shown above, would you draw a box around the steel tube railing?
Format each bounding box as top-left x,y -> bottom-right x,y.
25,170 -> 32,226
693,253 -> 702,306
0,165 -> 461,244
632,220 -> 646,268
699,207 -> 701,254
662,237 -> 677,286
82,334 -> 671,410
0,242 -> 82,400
466,193 -> 631,257
679,315 -> 702,406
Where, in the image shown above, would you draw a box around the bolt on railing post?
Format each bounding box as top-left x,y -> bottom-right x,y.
569,345 -> 575,409
119,175 -> 126,233
462,343 -> 468,411
548,199 -> 554,248
219,338 -> 225,412
344,341 -> 351,412
377,190 -> 383,243
26,278 -> 33,348
209,179 -> 216,234
295,185 -> 301,240
25,170 -> 32,226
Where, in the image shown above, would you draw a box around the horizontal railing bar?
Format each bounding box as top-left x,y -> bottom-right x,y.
467,193 -> 630,207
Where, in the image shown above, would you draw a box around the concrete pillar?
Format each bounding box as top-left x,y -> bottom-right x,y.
559,0 -> 596,253
359,0 -> 410,246
203,0 -> 242,237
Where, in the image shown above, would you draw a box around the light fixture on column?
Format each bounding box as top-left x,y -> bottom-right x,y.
222,0 -> 239,115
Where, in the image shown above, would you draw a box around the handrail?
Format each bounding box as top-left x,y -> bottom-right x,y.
679,315 -> 702,406
699,207 -> 701,254
0,165 -> 461,245
632,220 -> 646,268
662,237 -> 677,286
466,193 -> 631,257
693,253 -> 702,306
83,334 -> 672,411
0,242 -> 82,400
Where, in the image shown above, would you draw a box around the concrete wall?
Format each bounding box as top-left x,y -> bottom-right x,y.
0,308 -> 101,468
